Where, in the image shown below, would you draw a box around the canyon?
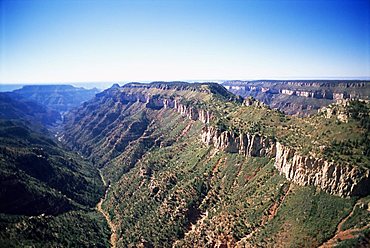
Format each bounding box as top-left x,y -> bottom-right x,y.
1,82 -> 369,247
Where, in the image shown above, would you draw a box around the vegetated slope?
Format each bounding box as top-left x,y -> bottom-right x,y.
223,80 -> 370,116
0,94 -> 109,247
0,120 -> 103,214
13,84 -> 100,113
62,82 -> 370,247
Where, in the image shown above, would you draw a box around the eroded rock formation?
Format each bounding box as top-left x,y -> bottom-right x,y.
119,91 -> 212,124
200,125 -> 369,197
200,126 -> 276,157
274,142 -> 370,197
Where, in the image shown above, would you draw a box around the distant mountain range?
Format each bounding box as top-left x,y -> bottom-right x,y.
12,85 -> 100,114
0,82 -> 115,92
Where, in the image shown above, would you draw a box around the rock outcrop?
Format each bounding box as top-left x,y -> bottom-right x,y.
119,91 -> 212,124
201,126 -> 276,157
274,142 -> 370,197
199,124 -> 369,197
319,99 -> 370,123
319,99 -> 351,122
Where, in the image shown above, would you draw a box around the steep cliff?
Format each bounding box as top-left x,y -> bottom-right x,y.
200,126 -> 276,157
119,91 -> 212,123
199,126 -> 369,197
274,142 -> 369,197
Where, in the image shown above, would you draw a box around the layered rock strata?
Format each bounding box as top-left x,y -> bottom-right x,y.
200,126 -> 276,157
200,124 -> 369,197
223,80 -> 370,100
120,92 -> 212,124
274,142 -> 369,197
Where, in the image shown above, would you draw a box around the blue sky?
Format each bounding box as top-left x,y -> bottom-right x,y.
0,0 -> 369,83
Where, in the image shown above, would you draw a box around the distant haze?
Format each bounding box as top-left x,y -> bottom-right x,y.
0,82 -> 116,92
1,0 -> 369,83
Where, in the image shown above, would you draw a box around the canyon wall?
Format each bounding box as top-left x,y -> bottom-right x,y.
223,80 -> 370,117
118,90 -> 369,197
274,142 -> 369,197
224,85 -> 348,100
223,81 -> 370,101
200,126 -> 276,157
120,91 -> 212,124
200,124 -> 369,197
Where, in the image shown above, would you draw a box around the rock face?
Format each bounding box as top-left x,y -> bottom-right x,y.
274,142 -> 370,197
199,125 -> 369,197
195,111 -> 366,197
119,91 -> 212,124
201,126 -> 276,157
100,85 -> 370,198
